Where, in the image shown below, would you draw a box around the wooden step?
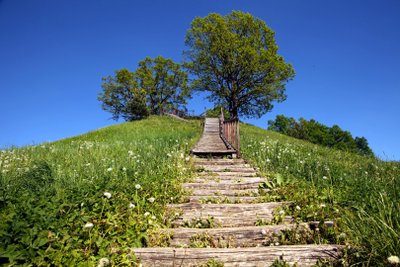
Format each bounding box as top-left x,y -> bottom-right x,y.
196,166 -> 256,172
193,159 -> 246,165
183,181 -> 260,190
188,195 -> 260,204
192,177 -> 265,184
169,203 -> 288,227
132,245 -> 342,267
163,223 -> 312,248
189,188 -> 259,197
194,163 -> 251,168
197,171 -> 258,177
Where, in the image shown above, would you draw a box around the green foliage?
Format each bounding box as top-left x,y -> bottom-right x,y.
98,68 -> 148,121
98,56 -> 190,121
0,116 -> 201,265
268,115 -> 374,156
136,56 -> 190,115
205,106 -> 230,119
241,122 -> 400,266
184,11 -> 295,118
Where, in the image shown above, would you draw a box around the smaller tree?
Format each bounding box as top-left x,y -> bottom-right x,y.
136,56 -> 190,115
98,69 -> 149,121
98,56 -> 191,121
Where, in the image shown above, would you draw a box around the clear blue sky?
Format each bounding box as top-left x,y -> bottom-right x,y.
1,0 -> 399,160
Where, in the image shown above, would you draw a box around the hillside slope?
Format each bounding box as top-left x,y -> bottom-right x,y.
240,123 -> 400,266
0,116 -> 201,266
1,117 -> 398,266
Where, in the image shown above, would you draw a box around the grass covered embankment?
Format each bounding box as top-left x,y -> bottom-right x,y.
240,123 -> 400,266
0,116 -> 201,265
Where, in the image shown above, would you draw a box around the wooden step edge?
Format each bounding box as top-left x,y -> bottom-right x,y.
168,202 -> 289,209
159,223 -> 312,248
189,188 -> 260,197
186,195 -> 261,204
132,245 -> 343,267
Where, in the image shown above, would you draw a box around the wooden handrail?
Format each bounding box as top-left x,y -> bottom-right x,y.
219,109 -> 241,158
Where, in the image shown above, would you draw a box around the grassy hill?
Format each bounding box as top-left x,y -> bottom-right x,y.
0,116 -> 201,265
0,116 -> 399,266
240,123 -> 400,266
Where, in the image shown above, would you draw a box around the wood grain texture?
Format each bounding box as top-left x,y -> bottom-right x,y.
164,224 -> 312,248
133,245 -> 342,267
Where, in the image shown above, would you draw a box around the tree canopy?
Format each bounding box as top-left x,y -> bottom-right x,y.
268,115 -> 374,156
184,11 -> 295,119
98,56 -> 190,121
98,69 -> 148,121
136,56 -> 190,115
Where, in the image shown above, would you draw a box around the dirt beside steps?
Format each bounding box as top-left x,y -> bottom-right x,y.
132,158 -> 342,266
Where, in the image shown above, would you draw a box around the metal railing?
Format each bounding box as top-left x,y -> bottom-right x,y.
219,109 -> 241,158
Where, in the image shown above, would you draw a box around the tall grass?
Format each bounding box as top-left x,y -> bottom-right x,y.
0,116 -> 201,266
240,123 -> 400,265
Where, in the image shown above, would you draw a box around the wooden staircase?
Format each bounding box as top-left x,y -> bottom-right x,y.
133,119 -> 342,266
191,118 -> 238,158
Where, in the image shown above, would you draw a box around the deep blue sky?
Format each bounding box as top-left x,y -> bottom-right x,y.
1,0 -> 399,160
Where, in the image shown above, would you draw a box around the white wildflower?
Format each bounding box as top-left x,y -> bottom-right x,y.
135,184 -> 141,190
338,233 -> 346,239
97,257 -> 110,267
320,203 -> 326,208
148,197 -> 155,203
129,203 -> 136,208
144,212 -> 150,217
261,229 -> 267,235
279,210 -> 285,215
388,256 -> 400,264
122,167 -> 127,171
322,176 -> 328,180
83,222 -> 94,229
295,205 -> 301,211
151,215 -> 156,220
185,156 -> 190,162
128,150 -> 133,156
180,153 -> 184,159
266,158 -> 271,163
103,192 -> 112,199
106,167 -> 112,172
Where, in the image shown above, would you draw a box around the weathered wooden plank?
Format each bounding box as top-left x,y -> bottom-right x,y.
197,171 -> 258,177
169,203 -> 288,227
193,159 -> 246,165
132,245 -> 343,267
189,188 -> 259,197
187,195 -> 260,204
183,181 -> 261,190
192,177 -> 265,184
163,224 -> 312,248
196,166 -> 257,172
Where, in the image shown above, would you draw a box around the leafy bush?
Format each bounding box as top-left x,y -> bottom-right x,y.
268,115 -> 374,156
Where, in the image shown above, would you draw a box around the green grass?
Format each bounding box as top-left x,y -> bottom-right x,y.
1,116 -> 399,266
240,122 -> 400,266
0,116 -> 201,266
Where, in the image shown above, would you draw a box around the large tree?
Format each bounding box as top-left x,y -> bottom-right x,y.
184,11 -> 295,118
136,56 -> 190,115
